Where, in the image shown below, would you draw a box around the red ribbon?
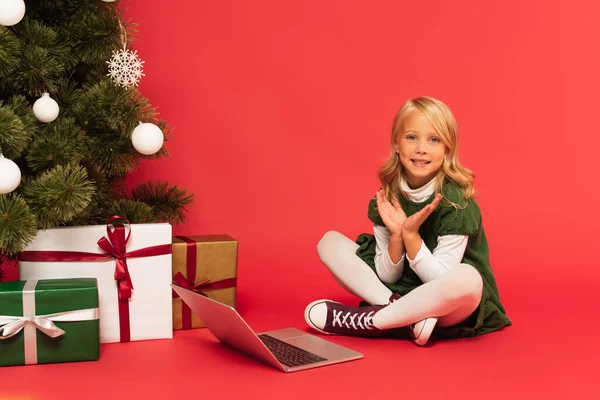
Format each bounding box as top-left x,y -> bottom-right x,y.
18,216 -> 172,342
172,236 -> 237,329
172,272 -> 238,296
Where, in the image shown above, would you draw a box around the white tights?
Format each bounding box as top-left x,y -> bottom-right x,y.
317,231 -> 483,329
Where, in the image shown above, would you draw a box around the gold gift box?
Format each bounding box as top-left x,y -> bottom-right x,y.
172,235 -> 238,330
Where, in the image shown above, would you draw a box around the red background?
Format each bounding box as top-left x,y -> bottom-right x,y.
3,0 -> 600,398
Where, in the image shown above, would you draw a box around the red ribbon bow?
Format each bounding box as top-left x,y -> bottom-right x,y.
98,216 -> 134,300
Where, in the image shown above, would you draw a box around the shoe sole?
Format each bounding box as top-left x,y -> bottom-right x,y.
304,299 -> 336,335
412,317 -> 438,346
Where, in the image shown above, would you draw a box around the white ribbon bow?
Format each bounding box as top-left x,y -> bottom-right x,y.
0,308 -> 99,340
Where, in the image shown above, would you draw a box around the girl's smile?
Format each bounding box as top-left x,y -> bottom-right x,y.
410,158 -> 431,168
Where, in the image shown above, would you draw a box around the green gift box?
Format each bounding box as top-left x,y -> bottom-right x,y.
0,278 -> 100,367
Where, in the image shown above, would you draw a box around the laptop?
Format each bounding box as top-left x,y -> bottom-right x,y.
171,284 -> 363,372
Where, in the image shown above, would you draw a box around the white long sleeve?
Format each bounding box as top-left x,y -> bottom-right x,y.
406,235 -> 469,283
373,225 -> 405,283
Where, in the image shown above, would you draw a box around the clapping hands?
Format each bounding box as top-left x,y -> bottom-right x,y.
402,193 -> 442,237
376,190 -> 442,238
376,189 -> 407,238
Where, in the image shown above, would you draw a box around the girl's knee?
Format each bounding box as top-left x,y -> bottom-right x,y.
457,263 -> 483,302
317,230 -> 343,257
445,263 -> 483,304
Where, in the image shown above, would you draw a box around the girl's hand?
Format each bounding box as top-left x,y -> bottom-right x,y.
376,189 -> 406,237
401,194 -> 442,237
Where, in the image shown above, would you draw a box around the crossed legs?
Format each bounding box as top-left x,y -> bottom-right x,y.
314,230 -> 482,331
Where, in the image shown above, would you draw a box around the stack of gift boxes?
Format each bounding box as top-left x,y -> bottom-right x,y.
0,219 -> 238,367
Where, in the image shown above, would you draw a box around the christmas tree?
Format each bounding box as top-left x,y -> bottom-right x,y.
0,0 -> 193,278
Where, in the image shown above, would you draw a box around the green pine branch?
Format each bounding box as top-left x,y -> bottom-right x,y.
131,181 -> 195,225
66,4 -> 128,66
107,199 -> 155,224
26,116 -> 86,172
0,27 -> 21,77
0,100 -> 33,158
0,193 -> 38,255
23,164 -> 95,228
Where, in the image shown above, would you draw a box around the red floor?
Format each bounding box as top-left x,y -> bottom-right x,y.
2,262 -> 598,400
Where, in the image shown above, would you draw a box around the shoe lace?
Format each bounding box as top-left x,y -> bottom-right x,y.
332,309 -> 376,331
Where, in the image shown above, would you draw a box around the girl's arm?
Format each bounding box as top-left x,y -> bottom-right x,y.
373,225 -> 405,283
403,234 -> 468,283
401,193 -> 469,282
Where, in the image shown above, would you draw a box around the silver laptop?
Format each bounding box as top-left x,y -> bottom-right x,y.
172,284 -> 363,372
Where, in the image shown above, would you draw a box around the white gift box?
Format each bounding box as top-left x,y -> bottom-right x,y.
19,222 -> 173,344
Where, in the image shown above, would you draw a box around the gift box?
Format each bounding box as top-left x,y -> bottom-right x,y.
0,278 -> 99,367
19,218 -> 173,343
172,235 -> 238,330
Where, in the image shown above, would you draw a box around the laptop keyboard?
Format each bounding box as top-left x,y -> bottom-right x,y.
258,334 -> 327,367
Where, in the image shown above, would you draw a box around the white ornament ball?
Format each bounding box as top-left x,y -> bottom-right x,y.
33,93 -> 59,123
0,155 -> 21,194
131,123 -> 164,155
0,0 -> 25,27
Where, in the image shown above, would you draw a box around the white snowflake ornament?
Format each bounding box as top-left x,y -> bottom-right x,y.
107,46 -> 145,87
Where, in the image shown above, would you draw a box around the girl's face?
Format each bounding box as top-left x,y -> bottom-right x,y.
395,110 -> 447,188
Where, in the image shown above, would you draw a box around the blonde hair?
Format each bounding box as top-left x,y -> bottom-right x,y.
378,96 -> 475,209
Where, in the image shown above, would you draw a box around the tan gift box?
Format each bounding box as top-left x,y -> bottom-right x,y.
172,235 -> 238,330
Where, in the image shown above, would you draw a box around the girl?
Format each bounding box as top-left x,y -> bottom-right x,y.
304,96 -> 511,346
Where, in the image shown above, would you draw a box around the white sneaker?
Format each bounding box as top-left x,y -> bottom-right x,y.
409,317 -> 438,346
388,293 -> 437,346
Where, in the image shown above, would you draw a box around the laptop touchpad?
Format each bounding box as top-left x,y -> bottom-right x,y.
285,335 -> 357,358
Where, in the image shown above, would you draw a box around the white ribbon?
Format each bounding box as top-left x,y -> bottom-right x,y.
0,308 -> 100,339
0,280 -> 99,365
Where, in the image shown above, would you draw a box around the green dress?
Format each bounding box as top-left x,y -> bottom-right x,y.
355,181 -> 512,338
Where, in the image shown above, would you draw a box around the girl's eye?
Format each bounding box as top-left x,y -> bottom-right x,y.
406,135 -> 417,140
430,137 -> 441,143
